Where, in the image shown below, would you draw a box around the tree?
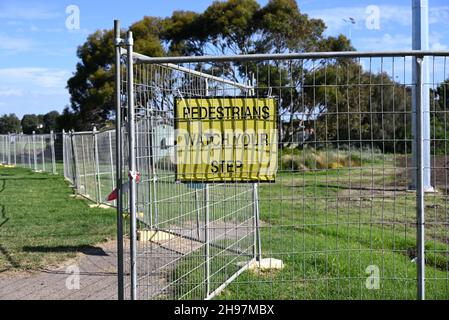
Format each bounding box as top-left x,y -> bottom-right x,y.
57,106 -> 81,131
0,114 -> 21,134
21,114 -> 40,134
254,0 -> 326,53
430,80 -> 449,155
163,0 -> 353,137
300,61 -> 412,153
43,111 -> 60,132
67,17 -> 166,130
66,0 -> 353,130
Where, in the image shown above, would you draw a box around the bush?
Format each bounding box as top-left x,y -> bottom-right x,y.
280,148 -> 363,172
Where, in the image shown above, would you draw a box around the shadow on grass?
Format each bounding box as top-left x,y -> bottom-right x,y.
0,176 -> 56,181
0,245 -> 21,270
22,245 -> 109,256
0,180 -> 8,229
314,183 -> 407,192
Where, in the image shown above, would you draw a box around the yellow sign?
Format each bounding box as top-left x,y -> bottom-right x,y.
175,97 -> 278,182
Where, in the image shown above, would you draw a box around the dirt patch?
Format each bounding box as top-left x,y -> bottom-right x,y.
328,188 -> 409,209
399,155 -> 449,192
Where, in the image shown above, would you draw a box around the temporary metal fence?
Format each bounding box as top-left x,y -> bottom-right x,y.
114,27 -> 449,300
62,129 -> 118,207
0,132 -> 58,174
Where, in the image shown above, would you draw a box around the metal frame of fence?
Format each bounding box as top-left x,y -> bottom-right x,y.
0,132 -> 57,174
113,25 -> 449,301
62,128 -> 118,207
115,26 -> 268,300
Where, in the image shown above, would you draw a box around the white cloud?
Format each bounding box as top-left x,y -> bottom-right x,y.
429,32 -> 449,51
429,6 -> 449,25
0,89 -> 23,97
0,4 -> 61,20
0,34 -> 34,52
307,5 -> 409,35
358,33 -> 412,51
307,5 -> 449,35
0,67 -> 71,90
0,68 -> 70,117
431,42 -> 448,51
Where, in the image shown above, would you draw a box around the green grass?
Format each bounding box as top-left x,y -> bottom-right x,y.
222,164 -> 449,299
168,153 -> 449,300
0,166 -> 116,272
3,151 -> 449,300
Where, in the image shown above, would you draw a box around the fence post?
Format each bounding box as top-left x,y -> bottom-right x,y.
2,136 -> 4,164
412,0 -> 433,192
150,115 -> 159,227
204,184 -> 210,298
18,134 -> 22,166
5,134 -> 8,165
6,133 -> 10,165
27,135 -> 31,168
108,130 -> 116,206
32,131 -> 37,171
20,133 -> 25,166
6,135 -> 8,165
41,135 -> 45,172
144,109 -> 153,228
80,134 -> 88,196
51,131 -> 56,174
115,19 -> 125,300
126,30 -> 138,300
70,130 -> 78,190
13,133 -> 16,166
415,56 -> 426,301
93,127 -> 101,204
62,129 -> 66,178
253,184 -> 262,262
23,134 -> 26,166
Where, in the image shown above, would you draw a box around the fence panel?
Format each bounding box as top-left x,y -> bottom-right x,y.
62,131 -> 75,185
111,43 -> 449,301
63,129 -> 119,207
0,133 -> 58,174
97,130 -> 117,204
72,132 -> 98,203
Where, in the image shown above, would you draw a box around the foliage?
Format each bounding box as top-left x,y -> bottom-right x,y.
42,111 -> 60,132
65,0 -> 353,130
21,114 -> 40,134
0,112 -> 62,134
61,0 -> 449,156
280,148 -> 367,171
0,114 -> 21,134
301,63 -> 412,153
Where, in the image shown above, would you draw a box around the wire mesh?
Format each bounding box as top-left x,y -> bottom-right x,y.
116,56 -> 260,300
114,49 -> 449,301
0,133 -> 58,174
62,129 -> 120,206
63,131 -> 76,185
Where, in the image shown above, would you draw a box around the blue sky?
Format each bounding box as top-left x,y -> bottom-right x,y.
0,0 -> 449,118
